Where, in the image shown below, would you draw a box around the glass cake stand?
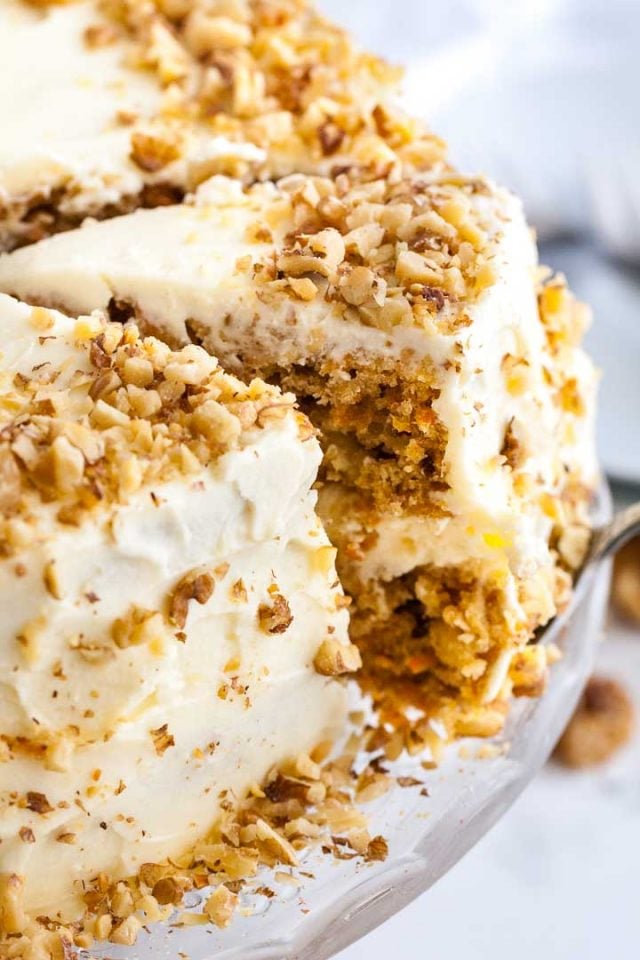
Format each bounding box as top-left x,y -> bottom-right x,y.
89,488 -> 615,960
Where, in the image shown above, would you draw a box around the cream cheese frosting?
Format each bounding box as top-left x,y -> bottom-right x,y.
0,175 -> 598,587
0,0 -> 264,249
0,292 -> 351,921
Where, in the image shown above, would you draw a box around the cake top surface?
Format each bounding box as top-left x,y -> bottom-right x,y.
0,0 -> 159,197
0,0 -> 446,218
0,168 -> 508,347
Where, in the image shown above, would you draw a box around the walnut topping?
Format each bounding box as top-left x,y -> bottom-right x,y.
313,638 -> 362,676
554,676 -> 635,768
0,445 -> 21,515
110,915 -> 142,946
0,873 -> 26,935
24,792 -> 53,815
112,607 -> 164,649
257,593 -> 293,634
168,569 -> 216,628
84,23 -> 119,48
318,120 -> 346,156
55,832 -> 77,845
230,578 -> 248,603
139,863 -> 170,889
0,317 -> 292,552
203,885 -> 237,929
254,167 -> 499,334
365,835 -> 389,862
130,130 -> 181,172
150,724 -> 176,756
152,876 -> 185,906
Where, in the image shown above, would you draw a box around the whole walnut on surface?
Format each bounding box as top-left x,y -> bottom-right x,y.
554,675 -> 635,769
612,536 -> 640,625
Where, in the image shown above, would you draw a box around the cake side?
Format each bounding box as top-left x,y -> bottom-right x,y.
0,293 -> 356,939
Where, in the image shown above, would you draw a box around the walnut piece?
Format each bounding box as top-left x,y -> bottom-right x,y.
25,791 -> 53,815
168,569 -> 216,628
0,873 -> 27,935
203,885 -> 237,929
257,594 -> 293,634
554,675 -> 635,768
130,131 -> 181,172
150,724 -> 176,757
313,638 -> 362,676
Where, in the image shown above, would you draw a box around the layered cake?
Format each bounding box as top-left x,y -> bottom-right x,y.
0,0 -> 598,954
0,292 -> 354,943
0,170 -> 597,743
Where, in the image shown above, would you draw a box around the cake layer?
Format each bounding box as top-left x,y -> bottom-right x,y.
0,171 -> 598,580
0,293 -> 353,926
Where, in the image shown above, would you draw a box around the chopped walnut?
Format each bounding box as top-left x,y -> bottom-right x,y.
0,873 -> 26,935
168,569 -> 216,628
554,676 -> 635,768
150,724 -> 176,756
365,835 -> 389,862
152,876 -> 185,906
112,607 -> 164,649
84,23 -> 118,48
257,594 -> 293,634
130,131 -> 181,173
203,884 -> 237,929
318,120 -> 346,156
0,446 -> 21,515
110,915 -> 142,946
313,638 -> 362,676
24,792 -> 53,815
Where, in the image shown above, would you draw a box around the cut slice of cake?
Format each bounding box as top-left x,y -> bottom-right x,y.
0,292 -> 355,937
0,169 -> 598,746
0,0 -> 442,252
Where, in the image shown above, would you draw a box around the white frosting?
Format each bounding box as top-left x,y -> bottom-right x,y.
0,179 -> 598,588
0,294 -> 349,919
0,1 -> 264,237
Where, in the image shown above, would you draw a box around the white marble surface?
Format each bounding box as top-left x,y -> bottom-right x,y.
339,618 -> 640,960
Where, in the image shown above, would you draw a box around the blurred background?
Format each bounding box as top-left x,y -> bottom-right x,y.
315,0 -> 640,957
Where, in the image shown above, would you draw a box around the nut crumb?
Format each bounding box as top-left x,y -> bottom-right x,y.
257,594 -> 293,634
313,638 -> 362,676
168,569 -> 216,628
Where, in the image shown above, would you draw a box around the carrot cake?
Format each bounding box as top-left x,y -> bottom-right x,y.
0,292 -> 354,938
0,0 -> 599,953
0,169 -> 598,745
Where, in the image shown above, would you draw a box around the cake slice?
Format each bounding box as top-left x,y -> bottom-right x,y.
0,0 -> 442,251
0,292 -> 354,936
0,169 -> 598,746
